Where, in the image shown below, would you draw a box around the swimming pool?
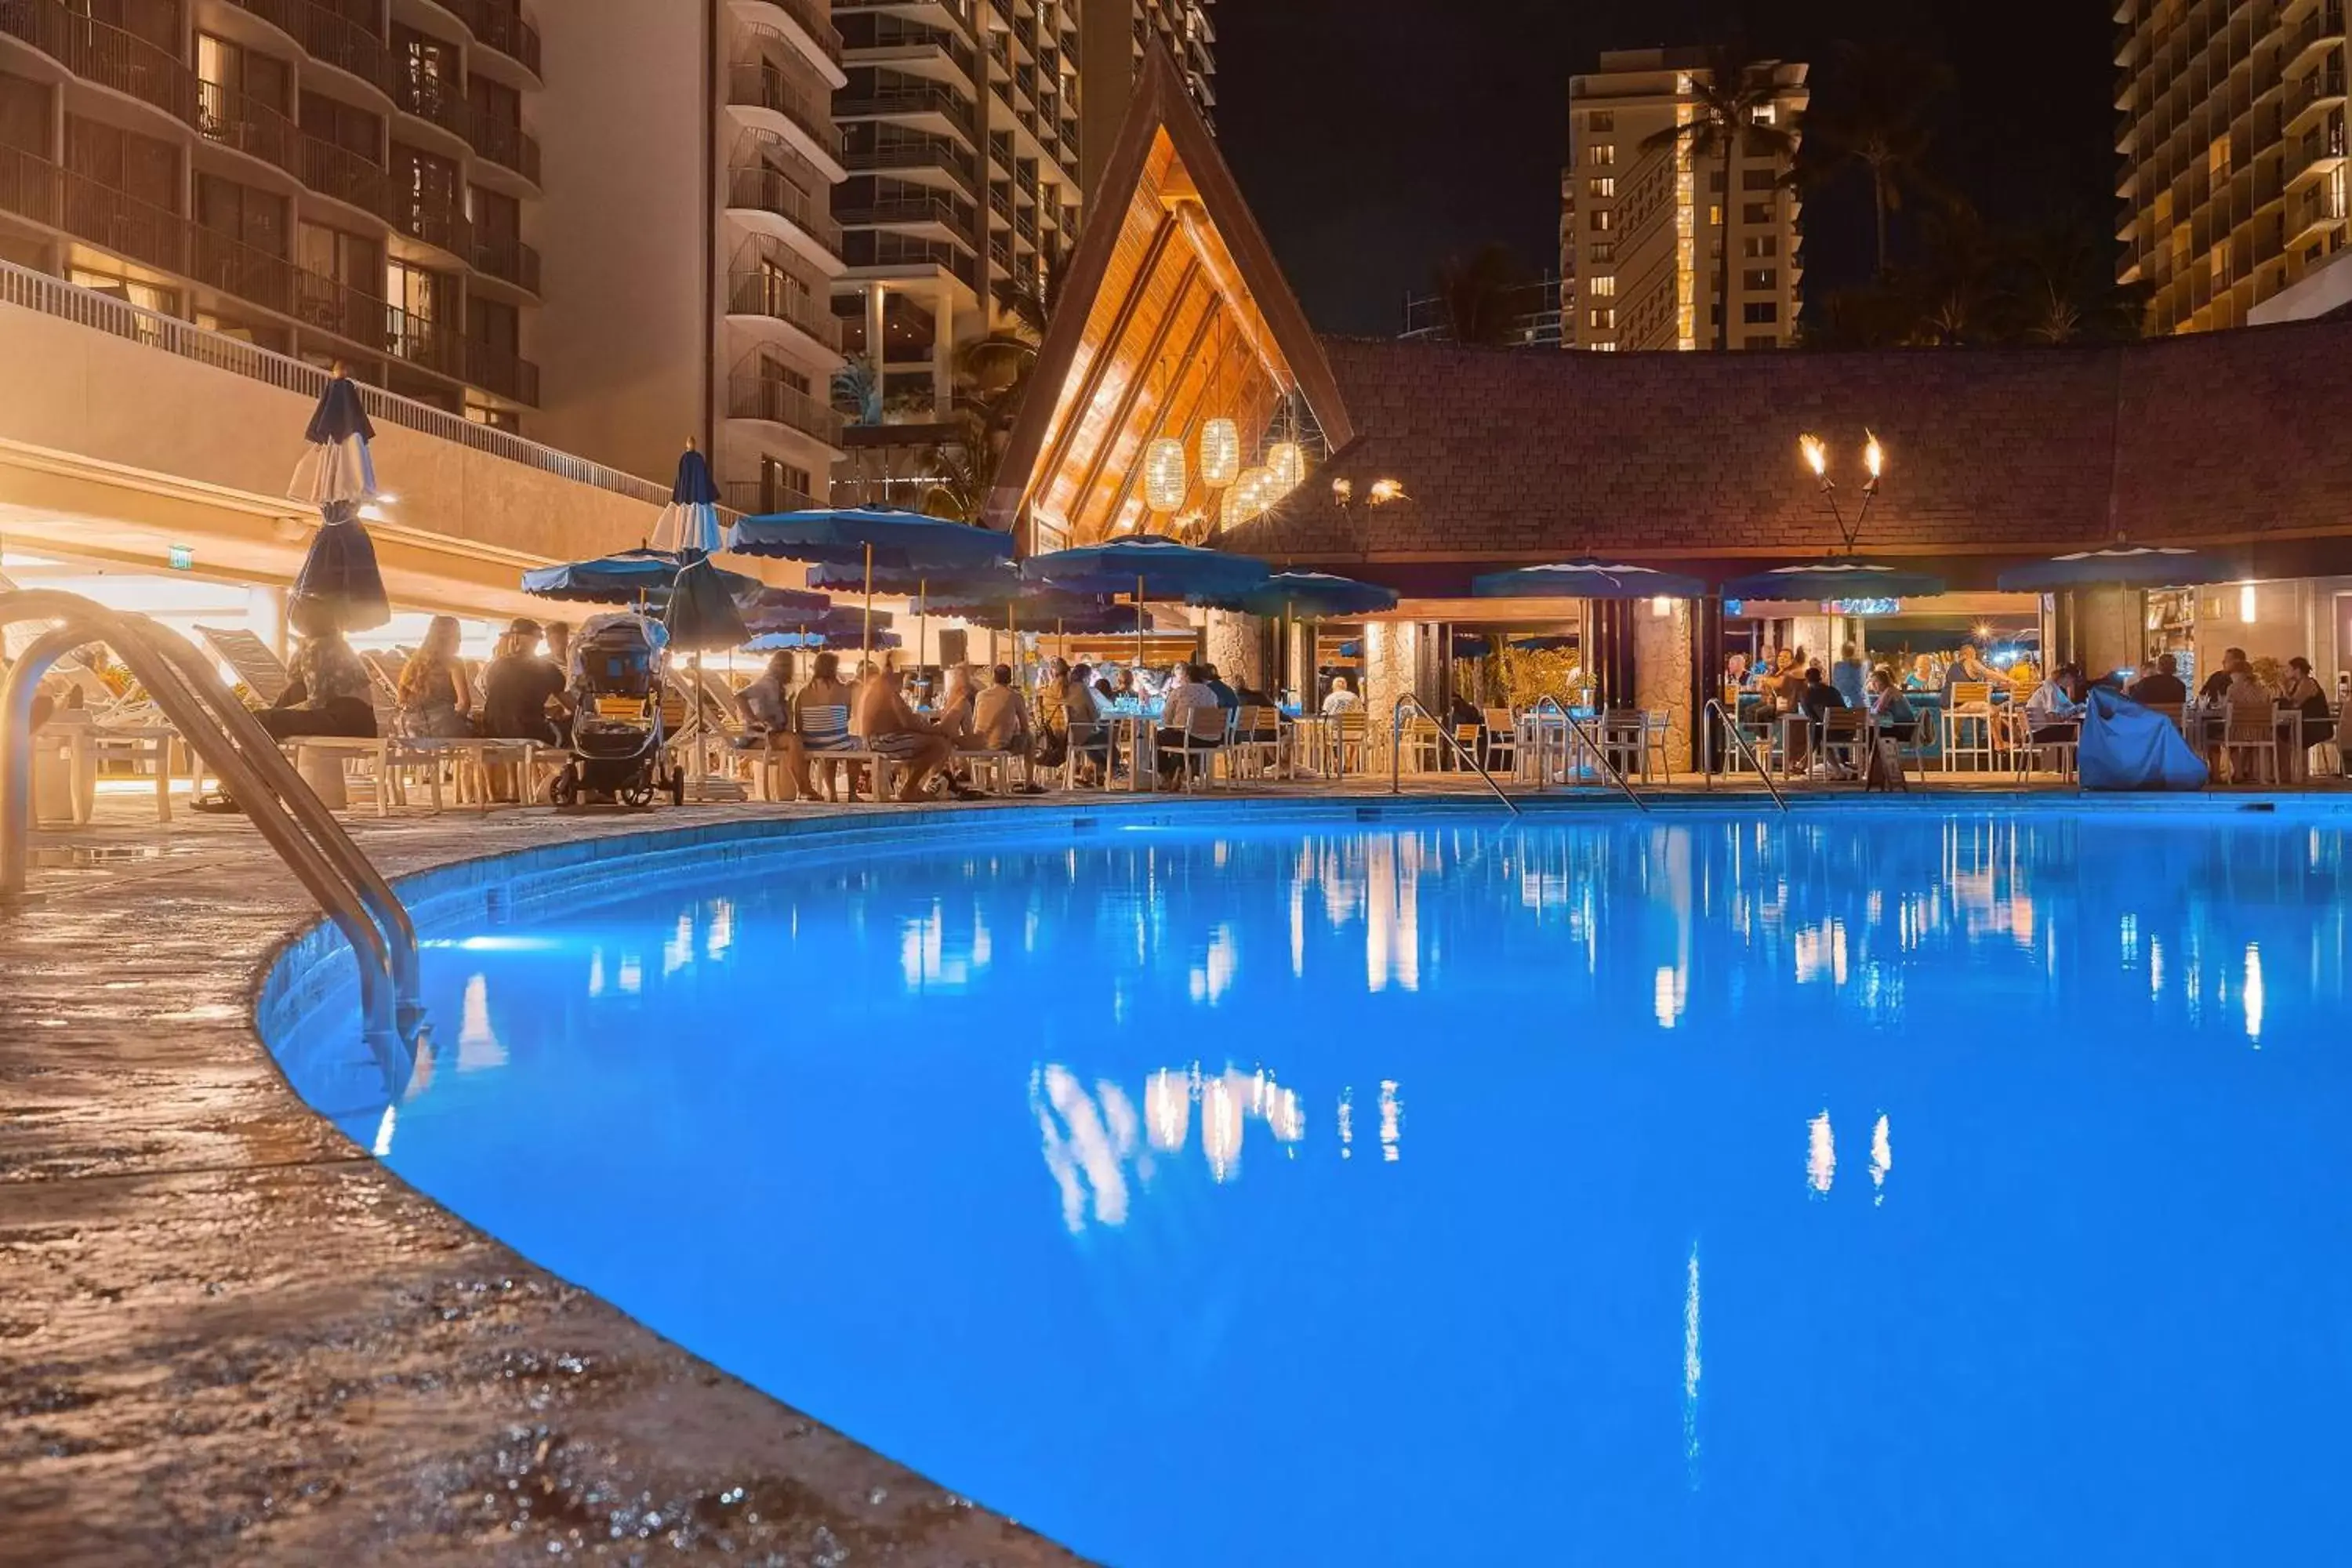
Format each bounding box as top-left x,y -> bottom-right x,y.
265,804 -> 2352,1566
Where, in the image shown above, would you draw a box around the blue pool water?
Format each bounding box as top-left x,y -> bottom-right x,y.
272,808 -> 2352,1566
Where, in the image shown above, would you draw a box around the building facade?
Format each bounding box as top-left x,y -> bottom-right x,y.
2117,0 -> 2350,336
0,0 -> 545,426
531,0 -> 845,510
1077,0 -> 1212,199
1561,48 -> 1807,352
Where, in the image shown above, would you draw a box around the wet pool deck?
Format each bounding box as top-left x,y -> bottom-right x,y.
1,770 -> 2333,1565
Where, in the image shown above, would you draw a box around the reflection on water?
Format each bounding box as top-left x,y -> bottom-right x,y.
289,811 -> 2352,1568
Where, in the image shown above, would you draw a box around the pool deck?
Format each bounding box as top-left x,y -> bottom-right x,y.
2,771 -> 2339,1565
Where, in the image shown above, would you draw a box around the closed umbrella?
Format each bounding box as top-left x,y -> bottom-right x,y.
1720,561 -> 1948,601
286,373 -> 390,635
729,506 -> 1014,658
1997,545 -> 2237,592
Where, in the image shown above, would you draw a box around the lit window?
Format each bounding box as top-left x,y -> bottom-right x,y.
1589,241 -> 1615,263
1588,143 -> 1615,165
1588,110 -> 1614,132
1589,307 -> 1616,329
1589,176 -> 1616,198
1751,103 -> 1777,125
1743,234 -> 1777,259
1592,209 -> 1613,231
1592,340 -> 1619,352
1590,274 -> 1616,297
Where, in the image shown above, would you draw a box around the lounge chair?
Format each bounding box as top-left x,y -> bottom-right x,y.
195,624 -> 291,706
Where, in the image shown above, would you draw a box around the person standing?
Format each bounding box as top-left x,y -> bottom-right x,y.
1831,642 -> 1869,710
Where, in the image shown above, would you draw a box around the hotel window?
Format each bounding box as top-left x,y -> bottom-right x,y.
1742,267 -> 1777,291
1744,334 -> 1778,349
196,174 -> 289,257
1742,169 -> 1777,191
300,91 -> 382,160
1591,209 -> 1613,232
1588,143 -> 1615,165
1750,103 -> 1777,125
1588,307 -> 1615,329
1742,201 -> 1773,223
1586,111 -> 1613,132
1588,241 -> 1614,263
1592,340 -> 1618,351
466,398 -> 520,432
298,222 -> 383,294
1743,234 -> 1777,259
467,295 -> 518,361
1742,300 -> 1777,325
758,456 -> 812,510
2210,134 -> 2230,177
393,24 -> 458,109
1589,274 -> 1616,297
1588,176 -> 1615,198
386,257 -> 443,322
0,71 -> 50,157
64,114 -> 180,210
1708,204 -> 1722,227
196,34 -> 291,114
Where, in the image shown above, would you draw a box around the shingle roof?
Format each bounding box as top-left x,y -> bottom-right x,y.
1221,325 -> 2352,590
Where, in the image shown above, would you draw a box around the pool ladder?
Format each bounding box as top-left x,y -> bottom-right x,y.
1523,695 -> 1648,812
1388,695 -> 1519,814
0,590 -> 422,1072
1699,699 -> 1789,813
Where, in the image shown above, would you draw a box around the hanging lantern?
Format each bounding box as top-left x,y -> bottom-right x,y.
1242,466 -> 1274,521
1143,437 -> 1187,511
1220,480 -> 1252,530
1199,418 -> 1241,488
1265,440 -> 1305,495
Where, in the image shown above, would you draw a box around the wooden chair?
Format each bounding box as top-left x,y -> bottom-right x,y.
1480,707 -> 1518,775
1639,709 -> 1675,782
2220,699 -> 2278,786
1943,682 -> 1994,771
1330,710 -> 1369,777
1230,705 -> 1283,780
1600,707 -> 1648,782
1817,708 -> 1871,779
1175,706 -> 1230,789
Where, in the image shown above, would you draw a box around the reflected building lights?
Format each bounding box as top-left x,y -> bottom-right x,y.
1653,964 -> 1686,1029
456,973 -> 506,1073
1682,1242 -> 1702,1475
1145,1068 -> 1192,1152
2245,943 -> 2264,1044
1807,1109 -> 1835,1196
1379,1080 -> 1403,1163
587,949 -> 605,997
706,899 -> 734,960
662,913 -> 694,978
615,956 -> 642,995
1338,1087 -> 1354,1160
372,1103 -> 397,1157
1870,1114 -> 1892,1205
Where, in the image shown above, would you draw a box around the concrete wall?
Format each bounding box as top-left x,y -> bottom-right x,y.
531,0 -> 716,487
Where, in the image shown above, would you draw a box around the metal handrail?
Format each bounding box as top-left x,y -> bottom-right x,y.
1525,695 -> 1649,812
1702,698 -> 1789,812
1389,695 -> 1519,815
0,593 -> 420,1065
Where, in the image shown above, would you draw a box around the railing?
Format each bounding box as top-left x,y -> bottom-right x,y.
837,85 -> 977,137
843,134 -> 978,187
836,194 -> 969,233
843,231 -> 968,272
1524,695 -> 1647,811
1389,695 -> 1517,813
723,478 -> 821,516
0,0 -> 197,125
728,372 -> 845,445
841,14 -> 972,75
726,165 -> 843,251
725,268 -> 838,347
0,256 -> 670,503
437,0 -> 542,79
197,80 -> 303,178
460,334 -> 539,405
728,61 -> 840,154
469,231 -> 542,294
223,0 -> 392,94
462,107 -> 542,185
0,591 -> 422,1074
298,133 -> 394,217
387,185 -> 474,260
749,0 -> 844,64
1700,699 -> 1788,811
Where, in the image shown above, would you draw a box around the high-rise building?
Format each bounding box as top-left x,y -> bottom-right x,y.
0,0 -> 546,425
1078,0 -> 1214,199
1561,48 -> 1808,352
2116,0 -> 2350,336
829,1 -> 1214,504
533,0 -> 845,511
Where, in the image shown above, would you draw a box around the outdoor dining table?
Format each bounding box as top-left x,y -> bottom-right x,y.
1286,711 -> 1334,778
2185,705 -> 2310,783
1103,709 -> 1160,793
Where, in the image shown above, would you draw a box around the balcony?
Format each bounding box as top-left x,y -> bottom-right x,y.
836,193 -> 969,238
840,15 -> 974,78
748,0 -> 842,67
727,267 -> 837,350
723,477 -> 819,517
727,61 -> 838,156
463,107 -> 542,185
836,84 -> 975,140
842,133 -> 977,189
197,81 -> 303,180
2,0 -> 197,125
728,372 -> 845,446
470,231 -> 540,295
221,0 -> 393,96
437,0 -> 541,81
389,187 -> 473,261
298,133 -> 393,219
845,231 -> 969,274
727,165 -> 842,252
461,334 -> 539,405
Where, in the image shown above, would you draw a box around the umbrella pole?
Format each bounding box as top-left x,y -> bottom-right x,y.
862,541 -> 874,664
1136,573 -> 1145,677
917,578 -> 927,677
691,649 -> 705,804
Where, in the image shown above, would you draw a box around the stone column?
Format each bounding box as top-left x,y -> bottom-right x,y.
1361,621 -> 1418,735
1203,611 -> 1269,691
1634,597 -> 1693,769
2071,586 -> 2143,680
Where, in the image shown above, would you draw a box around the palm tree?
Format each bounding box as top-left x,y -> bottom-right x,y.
1904,204 -> 2009,345
2010,216 -> 2148,343
1642,46 -> 1798,351
1800,41 -> 1955,275
1430,244 -> 1532,346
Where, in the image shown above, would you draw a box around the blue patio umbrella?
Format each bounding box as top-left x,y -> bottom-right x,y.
809,558 -> 1025,661
1023,535 -> 1272,668
1235,571 -> 1399,620
1720,561 -> 1948,601
1473,560 -> 1711,601
746,604 -> 889,642
521,549 -> 762,607
650,445 -> 724,556
286,374 -> 391,635
730,506 -> 1013,656
662,551 -> 747,654
1996,545 -> 2237,593
739,584 -> 833,621
934,587 -> 1127,636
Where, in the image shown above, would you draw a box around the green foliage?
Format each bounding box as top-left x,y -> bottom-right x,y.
1641,46 -> 1798,352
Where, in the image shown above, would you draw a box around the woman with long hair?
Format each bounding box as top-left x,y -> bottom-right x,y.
397,615 -> 474,736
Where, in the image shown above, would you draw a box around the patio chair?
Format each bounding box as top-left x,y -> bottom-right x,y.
1599,708 -> 1648,782
1398,713 -> 1444,775
1639,709 -> 1675,782
1943,681 -> 1995,771
1480,707 -> 1518,775
196,624 -> 290,706
1175,706 -> 1230,790
1329,710 -> 1369,777
1230,705 -> 1283,780
1818,709 -> 1871,779
2220,699 -> 2278,786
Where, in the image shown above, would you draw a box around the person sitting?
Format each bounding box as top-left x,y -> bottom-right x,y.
1320,673 -> 1363,715
2129,652 -> 2188,706
1111,668 -> 1139,706
257,628 -> 377,740
1234,677 -> 1277,710
1062,662 -> 1113,784
1094,674 -> 1116,706
854,663 -> 960,803
2024,662 -> 2083,743
479,618 -> 569,746
396,615 -> 474,737
935,662 -> 978,742
729,651 -> 793,746
1203,663 -> 1240,710
1906,653 -> 1936,691
1759,649 -> 1802,713
1943,643 -> 1994,694
2198,646 -> 2250,706
964,663 -> 1040,790
1867,666 -> 1916,727
2279,656 -> 2334,770
1830,642 -> 1868,710
1156,661 -> 1221,785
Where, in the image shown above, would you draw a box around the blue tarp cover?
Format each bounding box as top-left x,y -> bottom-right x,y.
2079,688 -> 2208,791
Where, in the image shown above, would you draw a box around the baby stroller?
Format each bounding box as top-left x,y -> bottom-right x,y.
549,612 -> 686,808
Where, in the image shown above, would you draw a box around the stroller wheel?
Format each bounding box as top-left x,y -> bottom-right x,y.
668,770 -> 688,808
619,783 -> 655,808
549,767 -> 579,807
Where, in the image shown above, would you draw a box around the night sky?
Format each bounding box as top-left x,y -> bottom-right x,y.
1215,0 -> 2120,336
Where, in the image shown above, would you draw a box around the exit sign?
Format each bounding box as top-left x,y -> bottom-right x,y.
167,545 -> 195,572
